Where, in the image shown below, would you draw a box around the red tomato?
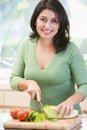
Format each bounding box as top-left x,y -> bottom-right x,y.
10,109 -> 20,119
17,110 -> 29,121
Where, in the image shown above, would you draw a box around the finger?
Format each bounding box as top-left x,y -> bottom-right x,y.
27,90 -> 32,97
36,91 -> 41,101
55,106 -> 62,117
26,88 -> 32,96
55,105 -> 61,112
31,92 -> 36,100
64,106 -> 71,116
59,107 -> 66,118
62,106 -> 73,117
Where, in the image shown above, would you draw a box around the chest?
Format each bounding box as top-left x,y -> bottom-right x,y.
24,51 -> 71,85
36,50 -> 55,70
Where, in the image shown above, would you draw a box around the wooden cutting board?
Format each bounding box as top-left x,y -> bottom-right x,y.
3,117 -> 82,130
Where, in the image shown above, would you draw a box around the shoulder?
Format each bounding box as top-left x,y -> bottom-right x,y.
66,42 -> 82,55
65,42 -> 84,63
67,42 -> 79,50
21,38 -> 37,48
20,38 -> 37,51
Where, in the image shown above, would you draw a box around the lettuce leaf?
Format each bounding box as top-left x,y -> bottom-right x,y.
43,105 -> 58,120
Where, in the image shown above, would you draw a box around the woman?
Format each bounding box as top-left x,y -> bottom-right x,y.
10,0 -> 87,117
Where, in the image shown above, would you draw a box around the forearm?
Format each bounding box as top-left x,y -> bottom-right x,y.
65,92 -> 85,106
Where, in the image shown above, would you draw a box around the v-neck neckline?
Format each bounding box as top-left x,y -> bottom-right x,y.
34,43 -> 57,72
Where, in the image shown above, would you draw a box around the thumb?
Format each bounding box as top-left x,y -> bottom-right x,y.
36,91 -> 41,101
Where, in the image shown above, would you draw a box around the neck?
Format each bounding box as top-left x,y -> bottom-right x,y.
37,38 -> 55,52
38,38 -> 54,48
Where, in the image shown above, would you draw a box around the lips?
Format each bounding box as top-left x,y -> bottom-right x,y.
42,29 -> 52,34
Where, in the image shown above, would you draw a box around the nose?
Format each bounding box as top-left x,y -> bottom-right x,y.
44,22 -> 51,28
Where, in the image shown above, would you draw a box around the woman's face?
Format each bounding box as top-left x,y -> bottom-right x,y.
36,9 -> 60,40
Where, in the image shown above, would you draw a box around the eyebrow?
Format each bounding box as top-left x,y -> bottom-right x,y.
40,16 -> 58,19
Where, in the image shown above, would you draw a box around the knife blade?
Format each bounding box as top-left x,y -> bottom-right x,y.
37,101 -> 49,118
37,101 -> 44,112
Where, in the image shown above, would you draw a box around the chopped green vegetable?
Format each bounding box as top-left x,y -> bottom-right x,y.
43,105 -> 58,121
25,111 -> 46,122
25,105 -> 58,122
34,113 -> 46,122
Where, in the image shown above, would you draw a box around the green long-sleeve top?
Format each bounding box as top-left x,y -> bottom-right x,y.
10,39 -> 87,113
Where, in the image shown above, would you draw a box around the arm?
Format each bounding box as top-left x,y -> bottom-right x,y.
56,43 -> 87,117
10,40 -> 41,101
10,41 -> 25,90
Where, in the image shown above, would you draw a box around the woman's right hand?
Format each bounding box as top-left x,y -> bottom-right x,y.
26,80 -> 41,101
18,79 -> 41,101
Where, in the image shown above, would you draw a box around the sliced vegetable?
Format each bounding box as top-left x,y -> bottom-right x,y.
10,106 -> 58,122
43,105 -> 58,121
25,111 -> 46,122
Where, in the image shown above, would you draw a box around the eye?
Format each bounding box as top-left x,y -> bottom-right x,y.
40,18 -> 46,23
51,19 -> 59,24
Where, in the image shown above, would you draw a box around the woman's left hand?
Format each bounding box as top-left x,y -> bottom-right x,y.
55,92 -> 84,118
55,101 -> 74,118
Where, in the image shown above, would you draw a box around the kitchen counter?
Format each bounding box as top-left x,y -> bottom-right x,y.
0,113 -> 87,130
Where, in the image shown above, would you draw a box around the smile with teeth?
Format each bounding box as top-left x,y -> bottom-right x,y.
42,29 -> 52,34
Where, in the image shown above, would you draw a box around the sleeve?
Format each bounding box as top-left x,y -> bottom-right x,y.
69,44 -> 87,98
10,39 -> 27,90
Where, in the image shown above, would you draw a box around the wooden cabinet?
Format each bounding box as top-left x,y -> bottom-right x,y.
0,89 -> 30,112
0,72 -> 30,112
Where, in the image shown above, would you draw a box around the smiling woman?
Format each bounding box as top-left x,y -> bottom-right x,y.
9,0 -> 87,119
0,0 -> 87,62
0,0 -> 87,119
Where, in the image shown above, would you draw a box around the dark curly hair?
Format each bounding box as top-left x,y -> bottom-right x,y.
30,0 -> 70,53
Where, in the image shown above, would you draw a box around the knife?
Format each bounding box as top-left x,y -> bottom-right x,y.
37,101 -> 48,118
37,101 -> 44,112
